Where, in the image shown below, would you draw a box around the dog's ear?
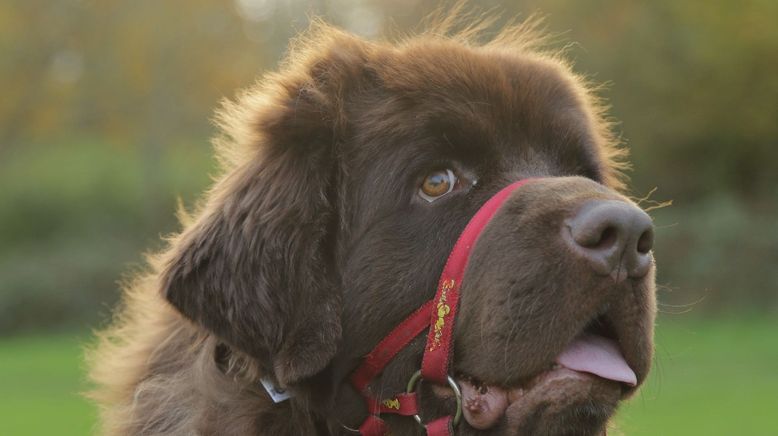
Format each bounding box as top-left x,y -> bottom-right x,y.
160,27 -> 368,386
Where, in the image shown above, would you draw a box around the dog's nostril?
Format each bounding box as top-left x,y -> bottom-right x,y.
636,229 -> 654,254
592,226 -> 618,250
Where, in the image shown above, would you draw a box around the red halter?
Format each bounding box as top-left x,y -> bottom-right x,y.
349,179 -> 535,435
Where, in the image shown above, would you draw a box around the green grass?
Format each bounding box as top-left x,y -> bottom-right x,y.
0,334 -> 95,436
0,317 -> 776,435
616,316 -> 778,436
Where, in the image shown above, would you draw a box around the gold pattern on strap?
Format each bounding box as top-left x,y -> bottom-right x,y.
429,279 -> 455,351
382,398 -> 400,410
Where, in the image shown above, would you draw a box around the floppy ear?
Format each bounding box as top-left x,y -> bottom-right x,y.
160,28 -> 367,386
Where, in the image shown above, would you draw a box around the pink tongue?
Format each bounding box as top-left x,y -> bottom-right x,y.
556,333 -> 637,386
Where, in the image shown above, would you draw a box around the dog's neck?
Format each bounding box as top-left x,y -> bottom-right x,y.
213,342 -> 343,434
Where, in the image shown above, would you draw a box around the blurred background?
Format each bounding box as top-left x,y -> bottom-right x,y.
0,0 -> 776,434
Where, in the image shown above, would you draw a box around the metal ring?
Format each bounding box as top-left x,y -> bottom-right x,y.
406,370 -> 462,427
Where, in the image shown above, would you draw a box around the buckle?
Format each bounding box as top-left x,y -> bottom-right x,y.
405,370 -> 462,427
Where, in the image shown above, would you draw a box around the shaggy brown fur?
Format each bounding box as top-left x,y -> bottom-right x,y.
88,15 -> 655,436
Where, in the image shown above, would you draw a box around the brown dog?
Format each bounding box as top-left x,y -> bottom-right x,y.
88,18 -> 656,436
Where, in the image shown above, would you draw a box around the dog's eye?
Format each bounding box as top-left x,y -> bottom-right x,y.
419,169 -> 458,202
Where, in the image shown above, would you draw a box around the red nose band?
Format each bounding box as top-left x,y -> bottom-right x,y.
349,179 -> 536,436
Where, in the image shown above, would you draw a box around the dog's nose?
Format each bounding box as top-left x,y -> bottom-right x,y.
565,200 -> 654,280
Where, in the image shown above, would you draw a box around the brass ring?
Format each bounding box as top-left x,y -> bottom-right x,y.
405,370 -> 462,427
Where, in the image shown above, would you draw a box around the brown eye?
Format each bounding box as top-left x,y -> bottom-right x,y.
419,169 -> 457,202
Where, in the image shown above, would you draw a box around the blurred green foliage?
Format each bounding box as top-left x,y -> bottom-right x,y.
0,141 -> 212,332
1,0 -> 777,335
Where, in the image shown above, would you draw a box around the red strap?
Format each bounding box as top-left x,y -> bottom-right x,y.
351,301 -> 430,436
422,180 -> 533,384
351,300 -> 435,392
425,416 -> 453,436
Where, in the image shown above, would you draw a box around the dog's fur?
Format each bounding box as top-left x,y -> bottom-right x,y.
88,17 -> 655,436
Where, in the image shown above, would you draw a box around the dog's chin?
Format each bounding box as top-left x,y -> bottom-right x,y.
432,368 -> 621,435
503,369 -> 620,436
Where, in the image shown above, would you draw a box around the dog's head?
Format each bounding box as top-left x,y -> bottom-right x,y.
161,21 -> 656,435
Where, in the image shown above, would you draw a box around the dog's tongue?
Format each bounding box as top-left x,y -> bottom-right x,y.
556,333 -> 637,386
